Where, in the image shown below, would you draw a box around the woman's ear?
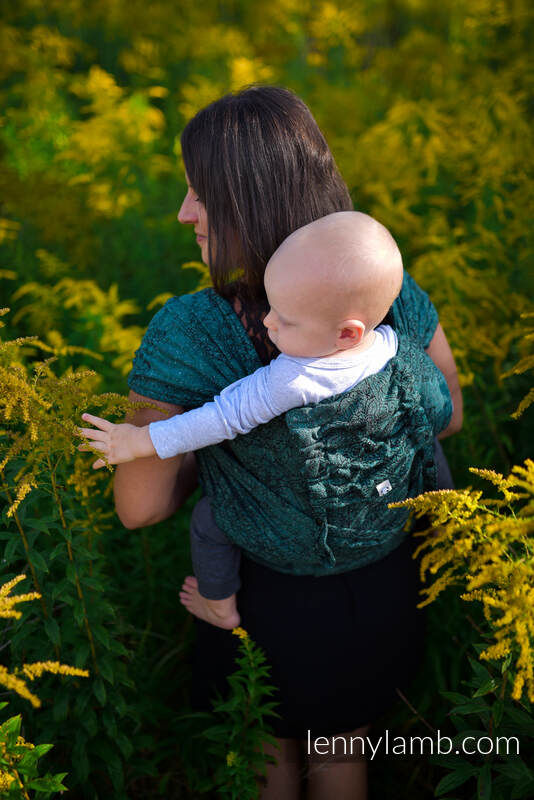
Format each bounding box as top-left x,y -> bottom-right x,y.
336,319 -> 366,349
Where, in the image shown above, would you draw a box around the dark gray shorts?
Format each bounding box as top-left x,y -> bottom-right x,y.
189,496 -> 241,600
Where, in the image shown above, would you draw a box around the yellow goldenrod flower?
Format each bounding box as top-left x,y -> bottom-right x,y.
15,736 -> 34,750
20,661 -> 89,681
7,477 -> 38,518
390,460 -> 534,701
0,574 -> 40,620
232,627 -> 249,641
0,574 -> 26,598
0,660 -> 89,708
0,665 -> 41,708
0,771 -> 15,790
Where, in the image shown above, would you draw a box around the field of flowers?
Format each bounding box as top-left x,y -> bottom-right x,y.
1,1 -> 533,797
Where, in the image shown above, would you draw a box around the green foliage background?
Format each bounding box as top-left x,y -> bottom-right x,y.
1,0 -> 533,797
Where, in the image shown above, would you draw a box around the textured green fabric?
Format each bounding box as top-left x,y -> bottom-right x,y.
128,271 -> 451,575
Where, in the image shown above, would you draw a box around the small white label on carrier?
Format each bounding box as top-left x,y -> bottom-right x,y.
376,479 -> 392,496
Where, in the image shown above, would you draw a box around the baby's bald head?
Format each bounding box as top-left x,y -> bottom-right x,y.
266,211 -> 403,333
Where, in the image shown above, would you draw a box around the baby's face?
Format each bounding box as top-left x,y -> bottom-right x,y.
263,253 -> 339,358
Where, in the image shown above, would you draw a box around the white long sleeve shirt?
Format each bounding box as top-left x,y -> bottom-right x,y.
149,324 -> 398,459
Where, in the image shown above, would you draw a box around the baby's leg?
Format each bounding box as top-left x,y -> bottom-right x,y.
179,496 -> 241,630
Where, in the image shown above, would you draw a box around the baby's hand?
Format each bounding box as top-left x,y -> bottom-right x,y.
77,413 -> 155,469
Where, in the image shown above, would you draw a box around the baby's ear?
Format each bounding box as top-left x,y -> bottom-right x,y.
337,319 -> 365,348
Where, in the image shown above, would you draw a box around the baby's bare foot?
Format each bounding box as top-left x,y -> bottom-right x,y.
179,576 -> 240,630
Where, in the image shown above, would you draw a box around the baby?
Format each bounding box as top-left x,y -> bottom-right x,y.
78,211 -> 404,630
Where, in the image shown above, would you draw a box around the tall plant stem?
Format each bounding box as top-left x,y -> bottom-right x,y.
0,469 -> 48,618
46,457 -> 98,674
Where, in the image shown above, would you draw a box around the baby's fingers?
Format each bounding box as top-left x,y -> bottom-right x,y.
80,413 -> 114,432
78,441 -> 108,455
92,458 -> 108,470
77,426 -> 108,443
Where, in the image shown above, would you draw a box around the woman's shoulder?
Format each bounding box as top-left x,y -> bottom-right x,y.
150,287 -> 249,335
128,287 -> 260,406
150,287 -> 220,323
139,289 -> 239,352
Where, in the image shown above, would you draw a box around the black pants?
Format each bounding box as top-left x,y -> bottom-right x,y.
192,533 -> 425,738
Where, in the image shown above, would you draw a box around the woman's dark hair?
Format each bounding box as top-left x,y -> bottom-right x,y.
181,85 -> 353,299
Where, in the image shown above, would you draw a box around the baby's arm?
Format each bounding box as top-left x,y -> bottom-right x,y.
147,356 -> 308,458
78,356 -> 308,467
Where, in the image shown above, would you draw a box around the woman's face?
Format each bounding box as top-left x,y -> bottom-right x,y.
178,175 -> 210,264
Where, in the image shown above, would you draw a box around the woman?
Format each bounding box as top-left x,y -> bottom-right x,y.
114,86 -> 462,799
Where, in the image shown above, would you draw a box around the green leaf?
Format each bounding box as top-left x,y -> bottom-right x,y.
102,706 -> 118,737
28,775 -> 68,791
66,561 -> 78,584
4,715 -> 21,737
493,756 -> 533,781
81,575 -> 105,591
73,738 -> 90,783
81,708 -> 99,737
75,642 -> 91,669
449,697 -> 489,716
33,743 -> 54,758
202,723 -> 233,741
492,699 -> 504,727
477,762 -> 492,800
441,691 -> 471,705
98,656 -> 115,684
107,751 -> 125,792
501,653 -> 512,674
4,534 -> 20,561
25,518 -> 51,534
435,769 -> 476,797
72,598 -> 86,626
468,657 -> 492,684
430,753 -> 473,770
473,679 -> 499,698
51,578 -> 73,603
44,616 -> 61,646
93,677 -> 107,706
116,733 -> 133,759
113,692 -> 127,717
29,549 -> 49,572
503,706 -> 534,736
52,689 -> 69,722
92,624 -> 111,648
49,541 -> 67,561
109,638 -> 129,656
60,526 -> 73,543
74,688 -> 91,716
70,543 -> 94,561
